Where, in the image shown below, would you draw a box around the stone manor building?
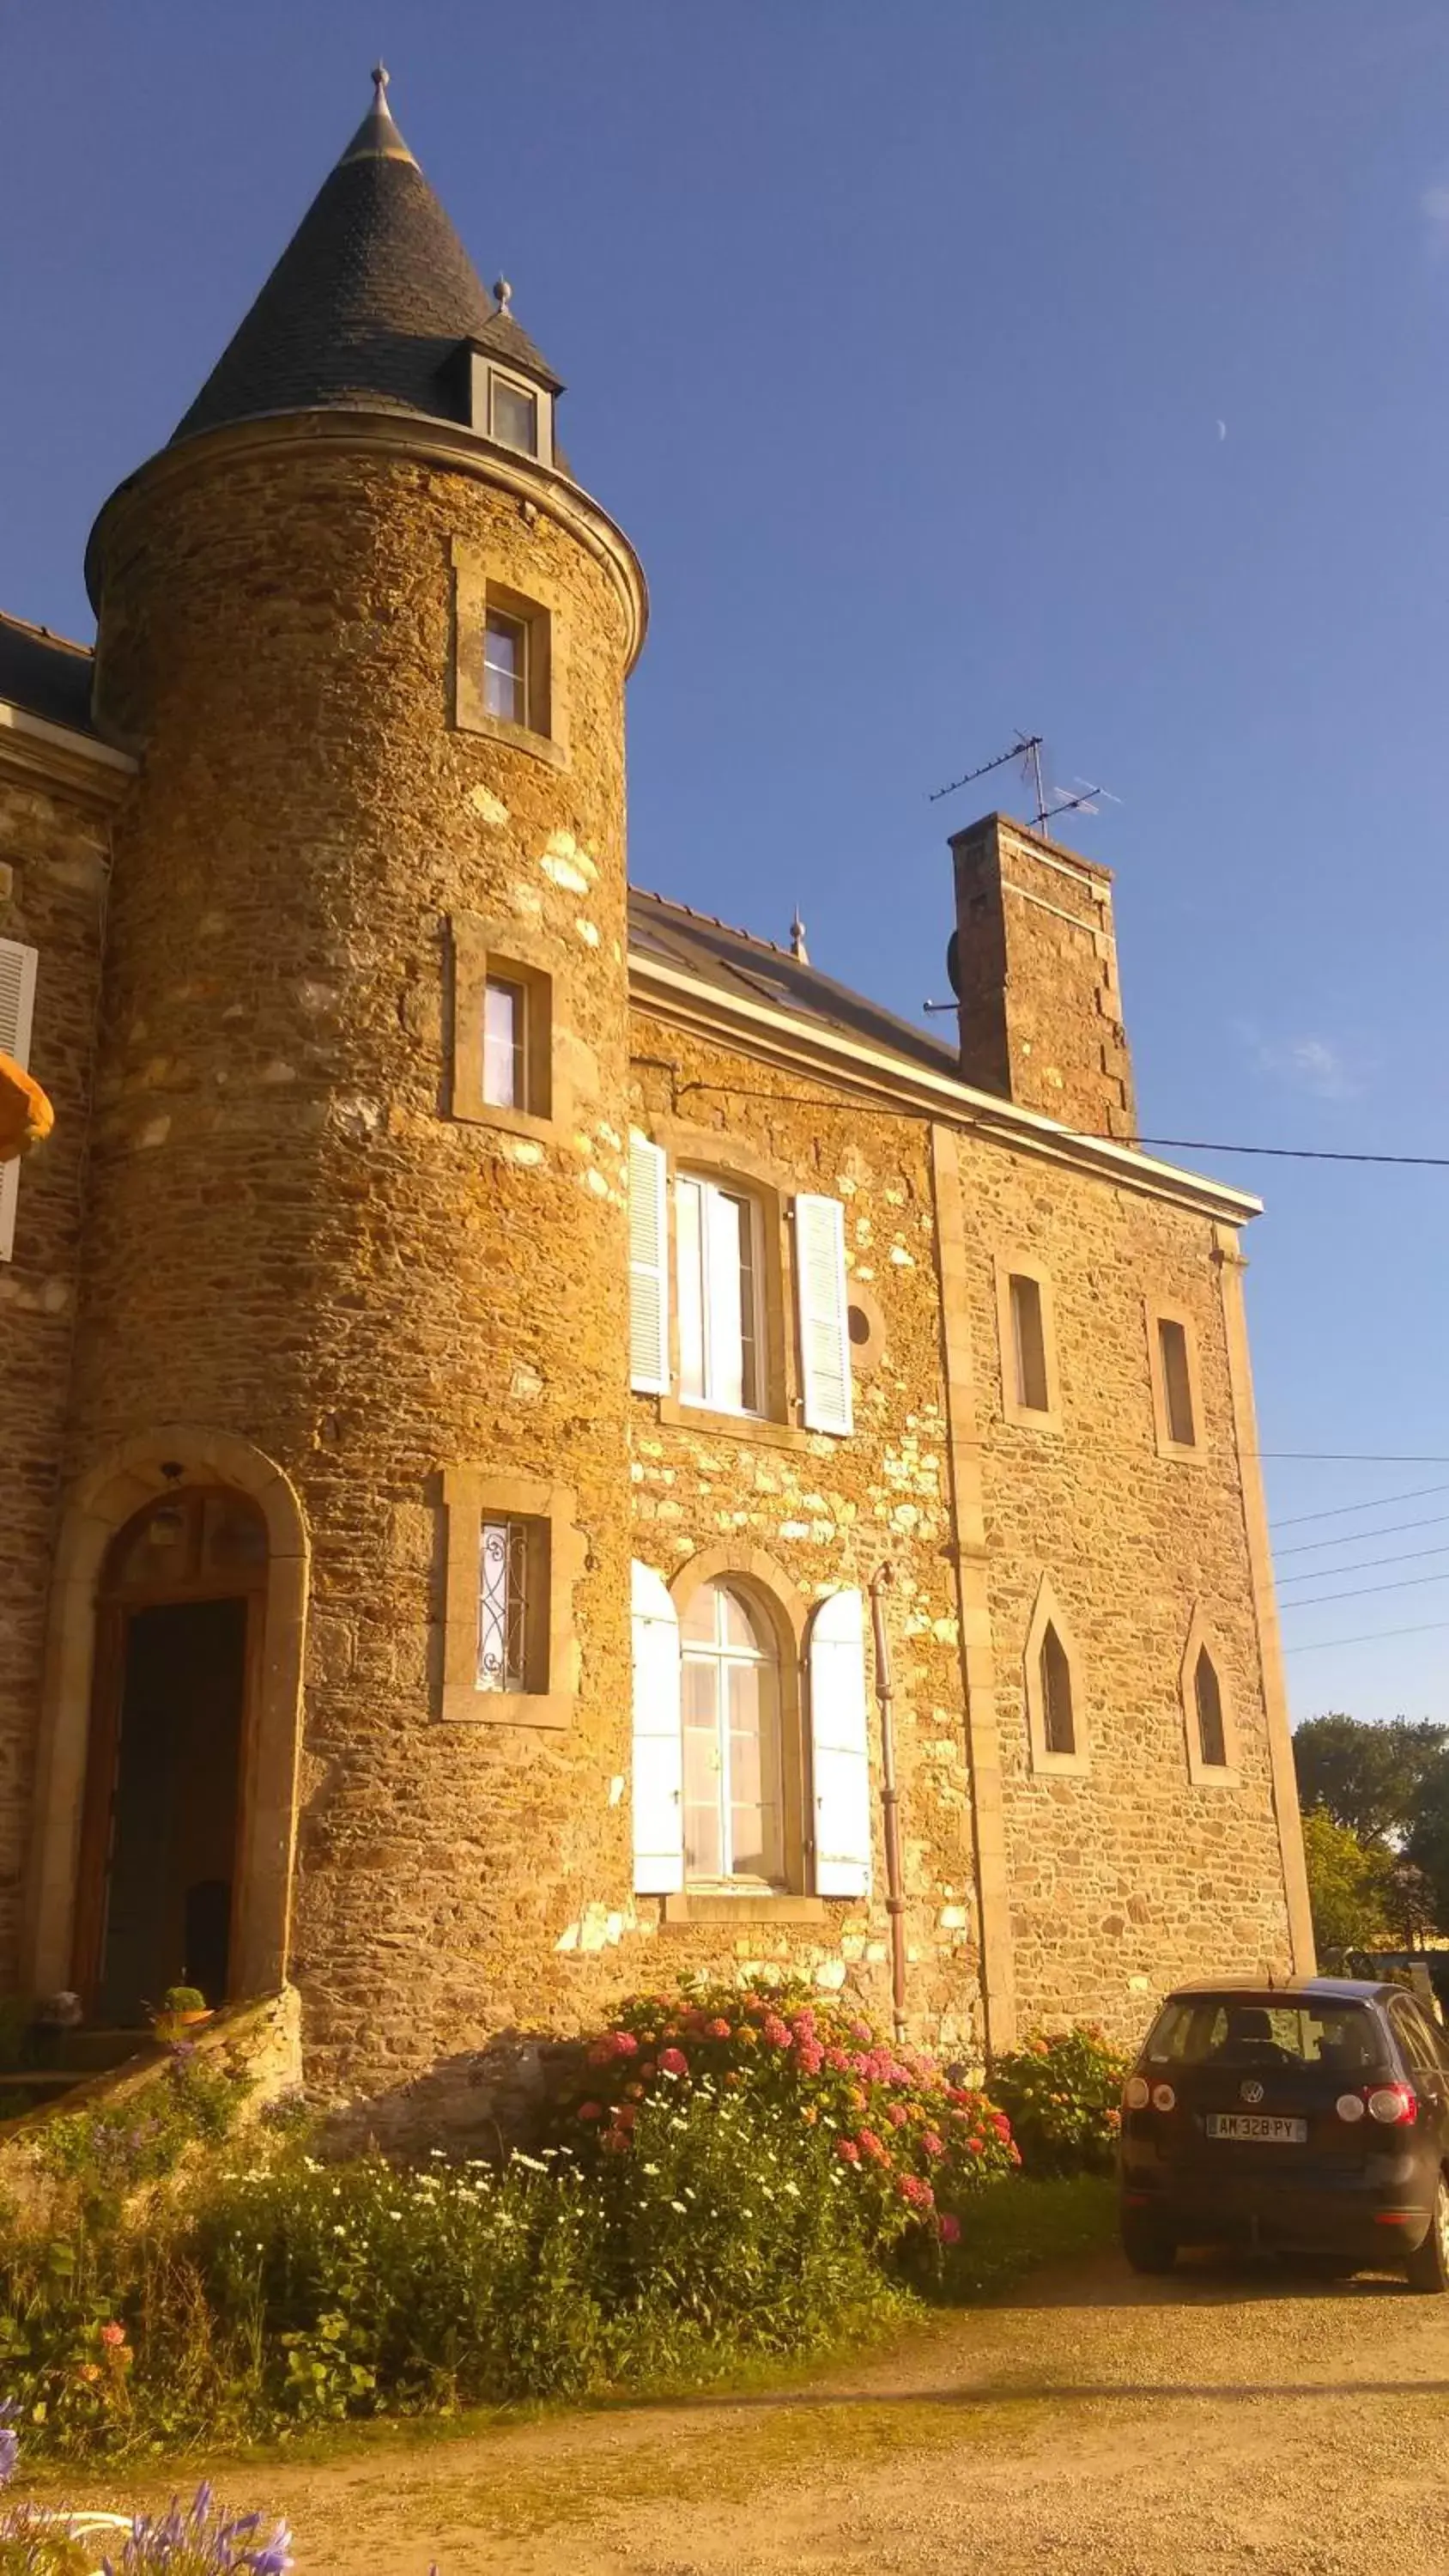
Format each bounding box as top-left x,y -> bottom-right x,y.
0,76 -> 1312,2106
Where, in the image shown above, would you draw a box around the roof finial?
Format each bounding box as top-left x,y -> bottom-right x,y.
790,906 -> 809,963
494,276 -> 513,313
372,62 -> 391,113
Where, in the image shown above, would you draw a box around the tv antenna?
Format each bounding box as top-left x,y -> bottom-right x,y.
929,731 -> 1118,836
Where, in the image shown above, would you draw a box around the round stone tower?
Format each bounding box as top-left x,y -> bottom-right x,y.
55,74 -> 647,2101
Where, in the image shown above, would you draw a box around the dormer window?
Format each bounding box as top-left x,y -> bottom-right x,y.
489,373 -> 539,457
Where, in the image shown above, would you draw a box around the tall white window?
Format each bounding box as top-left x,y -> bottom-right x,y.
1158,1318 -> 1197,1447
482,608 -> 528,725
1009,1273 -> 1050,1413
1040,1621 -> 1076,1756
680,1581 -> 784,1886
676,1173 -> 763,1414
476,1518 -> 535,1692
482,975 -> 526,1109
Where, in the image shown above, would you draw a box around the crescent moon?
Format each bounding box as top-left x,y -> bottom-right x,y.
1216,419 -> 1228,441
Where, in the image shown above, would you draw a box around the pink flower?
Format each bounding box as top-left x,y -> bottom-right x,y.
611,2030 -> 640,2057
706,2017 -> 732,2040
793,2040 -> 825,2075
937,2213 -> 961,2245
920,2131 -> 945,2159
578,2100 -> 603,2122
586,2041 -> 615,2066
790,2011 -> 818,2039
658,2046 -> 689,2077
613,2101 -> 638,2129
991,2114 -> 1011,2142
824,2046 -> 852,2073
835,2136 -> 861,2163
761,2014 -> 791,2048
898,2173 -> 934,2208
887,2103 -> 909,2129
967,2135 -> 985,2155
99,2322 -> 127,2348
851,2020 -> 874,2044
857,2129 -> 888,2162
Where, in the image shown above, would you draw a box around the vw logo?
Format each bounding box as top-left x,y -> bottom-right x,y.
1240,2079 -> 1264,2106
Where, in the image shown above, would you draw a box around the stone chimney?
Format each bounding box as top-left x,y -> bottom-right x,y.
948,812 -> 1137,1142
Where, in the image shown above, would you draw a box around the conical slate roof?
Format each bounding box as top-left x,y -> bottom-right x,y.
172,70 -> 561,447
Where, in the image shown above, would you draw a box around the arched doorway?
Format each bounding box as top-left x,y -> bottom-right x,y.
71,1486 -> 268,2023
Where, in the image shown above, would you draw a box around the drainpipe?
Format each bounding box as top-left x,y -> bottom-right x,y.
869,1563 -> 908,2044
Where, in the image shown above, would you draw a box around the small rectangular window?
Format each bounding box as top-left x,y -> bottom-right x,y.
1040,1624 -> 1076,1756
482,609 -> 528,725
482,975 -> 526,1110
1009,1274 -> 1050,1413
677,1173 -> 762,1415
490,374 -> 539,457
1159,1318 -> 1197,1447
476,1515 -> 549,1693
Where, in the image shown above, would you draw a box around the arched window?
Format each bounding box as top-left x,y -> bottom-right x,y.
679,1580 -> 784,1886
1040,1622 -> 1076,1757
1194,1647 -> 1228,1771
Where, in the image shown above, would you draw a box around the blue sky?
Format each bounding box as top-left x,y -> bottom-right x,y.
4,2 -> 1448,1727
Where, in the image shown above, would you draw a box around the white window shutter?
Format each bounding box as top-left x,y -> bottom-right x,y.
0,940 -> 39,1266
628,1131 -> 670,1394
809,1587 -> 872,1897
795,1192 -> 853,1434
631,1560 -> 684,1893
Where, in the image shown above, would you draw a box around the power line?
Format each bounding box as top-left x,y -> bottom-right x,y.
1284,1617 -> 1449,1657
1280,1540 -> 1449,1588
1276,1510 -> 1449,1560
1281,1568 -> 1449,1611
1122,1136 -> 1449,1169
1270,1483 -> 1449,1530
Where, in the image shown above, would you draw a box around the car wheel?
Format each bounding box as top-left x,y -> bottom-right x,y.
1404,2172 -> 1449,2293
1120,2208 -> 1177,2275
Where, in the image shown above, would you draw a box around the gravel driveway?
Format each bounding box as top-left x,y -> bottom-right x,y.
64,2249 -> 1449,2574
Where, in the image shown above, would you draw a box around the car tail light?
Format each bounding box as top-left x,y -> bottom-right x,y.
1335,2093 -> 1367,2123
1124,2077 -> 1150,2110
1366,2084 -> 1418,2125
1150,2082 -> 1176,2113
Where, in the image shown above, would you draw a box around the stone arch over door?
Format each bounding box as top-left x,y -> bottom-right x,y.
25,1425 -> 309,2002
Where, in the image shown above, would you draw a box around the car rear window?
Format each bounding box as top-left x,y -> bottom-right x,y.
1143,1997 -> 1390,2075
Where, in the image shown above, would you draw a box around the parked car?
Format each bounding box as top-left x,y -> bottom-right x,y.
1118,1977 -> 1449,2290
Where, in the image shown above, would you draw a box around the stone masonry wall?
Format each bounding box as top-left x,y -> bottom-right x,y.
625,1018 -> 981,2055
0,773 -> 110,1990
955,1145 -> 1294,2043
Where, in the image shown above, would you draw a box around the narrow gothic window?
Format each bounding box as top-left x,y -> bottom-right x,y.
1158,1318 -> 1197,1446
1009,1273 -> 1050,1413
1195,1648 -> 1227,1770
679,1581 -> 784,1886
482,607 -> 528,725
1040,1621 -> 1075,1756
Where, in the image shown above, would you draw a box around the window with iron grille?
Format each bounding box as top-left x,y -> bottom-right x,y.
476,1516 -> 546,1692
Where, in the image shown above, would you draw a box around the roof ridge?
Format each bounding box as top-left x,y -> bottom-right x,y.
0,608 -> 94,662
630,884 -> 790,959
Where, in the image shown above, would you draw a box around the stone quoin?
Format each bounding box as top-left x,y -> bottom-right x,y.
0,71 -> 1311,2126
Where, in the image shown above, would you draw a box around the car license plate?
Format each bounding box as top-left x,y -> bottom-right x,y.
1204,2113 -> 1307,2143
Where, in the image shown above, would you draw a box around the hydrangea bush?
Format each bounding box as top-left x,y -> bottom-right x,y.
987,2025 -> 1129,2176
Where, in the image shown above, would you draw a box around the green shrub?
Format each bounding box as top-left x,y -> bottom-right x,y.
34,2048 -> 249,2228
989,2025 -> 1128,2175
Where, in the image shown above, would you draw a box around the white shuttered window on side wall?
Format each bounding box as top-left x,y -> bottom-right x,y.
631,1561 -> 684,1893
794,1192 -> 853,1434
628,1132 -> 670,1394
808,1587 -> 872,1896
0,940 -> 39,1264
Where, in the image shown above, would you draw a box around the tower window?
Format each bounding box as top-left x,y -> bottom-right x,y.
1194,1648 -> 1228,1771
676,1173 -> 764,1415
1158,1317 -> 1197,1447
1040,1622 -> 1076,1757
482,975 -> 527,1110
482,609 -> 529,726
476,1515 -> 548,1693
1009,1273 -> 1050,1413
490,373 -> 539,457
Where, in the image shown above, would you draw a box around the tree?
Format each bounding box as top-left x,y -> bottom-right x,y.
1406,1768 -> 1449,1940
1291,1715 -> 1449,1847
1300,1807 -> 1392,1956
